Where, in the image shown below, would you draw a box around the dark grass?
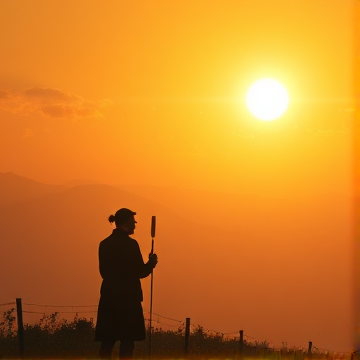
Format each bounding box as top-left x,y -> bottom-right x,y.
0,309 -> 340,359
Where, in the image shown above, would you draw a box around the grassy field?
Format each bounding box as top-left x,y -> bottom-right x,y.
0,309 -> 355,359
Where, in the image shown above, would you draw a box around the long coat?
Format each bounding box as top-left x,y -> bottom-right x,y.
95,227 -> 154,342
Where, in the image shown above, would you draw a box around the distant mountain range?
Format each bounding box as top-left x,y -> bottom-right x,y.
0,172 -> 353,351
0,172 -> 68,208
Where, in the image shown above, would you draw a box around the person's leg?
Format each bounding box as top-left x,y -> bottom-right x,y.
119,341 -> 135,359
99,340 -> 116,359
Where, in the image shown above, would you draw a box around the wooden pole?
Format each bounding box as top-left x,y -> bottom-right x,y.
149,244 -> 154,360
239,330 -> 244,359
184,318 -> 190,356
308,341 -> 312,359
16,298 -> 24,359
149,216 -> 156,360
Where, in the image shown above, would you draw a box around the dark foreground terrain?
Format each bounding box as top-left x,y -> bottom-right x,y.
0,309 -> 352,360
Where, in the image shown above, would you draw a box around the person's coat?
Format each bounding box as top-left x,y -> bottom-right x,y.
95,227 -> 154,341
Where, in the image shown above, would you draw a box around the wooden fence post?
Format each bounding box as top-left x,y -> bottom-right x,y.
308,342 -> 312,359
184,318 -> 190,356
16,298 -> 24,359
239,330 -> 244,359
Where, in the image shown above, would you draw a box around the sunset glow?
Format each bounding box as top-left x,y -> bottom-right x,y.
245,79 -> 289,121
0,0 -> 356,354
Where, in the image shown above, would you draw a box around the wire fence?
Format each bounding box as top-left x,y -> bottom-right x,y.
1,301 -> 262,345
0,300 -> 356,357
0,302 -> 16,307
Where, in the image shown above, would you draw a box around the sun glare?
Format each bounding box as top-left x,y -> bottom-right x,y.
245,79 -> 289,121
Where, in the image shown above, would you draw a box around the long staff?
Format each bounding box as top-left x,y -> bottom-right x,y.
149,215 -> 156,359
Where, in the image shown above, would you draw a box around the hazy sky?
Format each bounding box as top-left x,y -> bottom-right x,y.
0,0 -> 356,198
0,0 -> 358,353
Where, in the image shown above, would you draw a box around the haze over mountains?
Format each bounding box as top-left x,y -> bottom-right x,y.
0,172 -> 353,351
0,171 -> 68,208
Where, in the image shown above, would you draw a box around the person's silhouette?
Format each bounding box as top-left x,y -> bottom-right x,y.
95,208 -> 158,359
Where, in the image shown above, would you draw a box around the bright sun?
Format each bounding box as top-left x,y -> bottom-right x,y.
245,79 -> 289,121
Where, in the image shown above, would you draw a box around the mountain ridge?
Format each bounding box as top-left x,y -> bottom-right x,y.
0,172 -> 69,208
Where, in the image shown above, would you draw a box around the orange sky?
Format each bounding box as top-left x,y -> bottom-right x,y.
0,0 -> 358,352
0,0 -> 355,197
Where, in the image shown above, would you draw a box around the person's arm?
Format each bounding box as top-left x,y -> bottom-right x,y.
99,241 -> 120,280
98,242 -> 109,280
135,242 -> 157,279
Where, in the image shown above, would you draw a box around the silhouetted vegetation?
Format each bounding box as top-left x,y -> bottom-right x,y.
0,308 -> 336,359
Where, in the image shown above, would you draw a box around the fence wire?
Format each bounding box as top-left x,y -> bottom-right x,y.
0,301 -> 353,355
23,302 -> 97,308
0,302 -> 15,307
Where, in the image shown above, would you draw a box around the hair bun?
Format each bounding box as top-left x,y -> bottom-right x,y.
108,214 -> 116,223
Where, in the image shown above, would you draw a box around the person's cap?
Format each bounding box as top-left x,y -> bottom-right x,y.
114,208 -> 136,223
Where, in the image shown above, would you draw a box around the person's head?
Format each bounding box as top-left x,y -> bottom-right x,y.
108,208 -> 137,235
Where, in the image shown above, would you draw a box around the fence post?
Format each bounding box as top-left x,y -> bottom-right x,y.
308,342 -> 312,359
16,298 -> 24,359
184,318 -> 190,356
239,330 -> 244,359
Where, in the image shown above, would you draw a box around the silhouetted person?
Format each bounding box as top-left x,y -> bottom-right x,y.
95,208 -> 158,359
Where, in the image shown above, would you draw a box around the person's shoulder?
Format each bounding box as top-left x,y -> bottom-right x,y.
129,237 -> 140,247
100,233 -> 115,246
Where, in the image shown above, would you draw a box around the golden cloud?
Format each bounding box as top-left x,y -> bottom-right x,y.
0,87 -> 112,119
